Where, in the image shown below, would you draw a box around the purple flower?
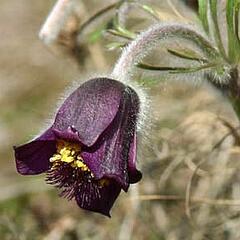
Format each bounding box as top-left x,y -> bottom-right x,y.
14,78 -> 142,216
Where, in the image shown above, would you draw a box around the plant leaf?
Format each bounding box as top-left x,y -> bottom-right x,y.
226,0 -> 240,62
116,25 -> 137,39
106,42 -> 125,50
137,63 -> 189,71
106,29 -> 134,40
88,24 -> 107,43
209,0 -> 228,60
170,62 -> 218,73
198,0 -> 209,33
168,47 -> 208,62
136,3 -> 160,20
137,62 -> 218,74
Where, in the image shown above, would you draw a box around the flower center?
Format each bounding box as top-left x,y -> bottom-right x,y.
50,139 -> 92,173
46,139 -> 110,200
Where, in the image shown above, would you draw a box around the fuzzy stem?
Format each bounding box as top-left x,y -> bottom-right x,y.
111,23 -> 219,82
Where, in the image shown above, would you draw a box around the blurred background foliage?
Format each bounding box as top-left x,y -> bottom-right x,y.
1,0 -> 240,239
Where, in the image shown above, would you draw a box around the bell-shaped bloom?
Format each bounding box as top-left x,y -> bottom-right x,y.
14,78 -> 142,216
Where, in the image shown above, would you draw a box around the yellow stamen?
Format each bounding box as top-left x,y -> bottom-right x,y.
50,140 -> 91,173
50,154 -> 61,162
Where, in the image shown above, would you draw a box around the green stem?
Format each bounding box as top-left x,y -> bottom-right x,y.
198,0 -> 209,33
235,3 -> 240,42
226,0 -> 240,62
209,0 -> 228,61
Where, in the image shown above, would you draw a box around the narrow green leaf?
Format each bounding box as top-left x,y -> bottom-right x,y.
226,0 -> 240,62
88,24 -> 106,43
168,26 -> 220,59
235,3 -> 240,41
137,62 -> 218,74
136,76 -> 161,87
137,4 -> 160,20
137,63 -> 188,71
168,47 -> 208,62
198,0 -> 209,33
106,29 -> 134,40
209,0 -> 228,60
106,42 -> 125,50
111,9 -> 137,40
116,25 -> 137,39
170,62 -> 218,74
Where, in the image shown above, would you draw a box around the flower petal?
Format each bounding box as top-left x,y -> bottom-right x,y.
82,86 -> 140,190
53,78 -> 125,147
75,180 -> 121,217
128,134 -> 142,184
14,129 -> 56,175
52,126 -> 82,142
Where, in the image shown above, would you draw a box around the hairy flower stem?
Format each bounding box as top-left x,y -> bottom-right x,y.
111,23 -> 219,82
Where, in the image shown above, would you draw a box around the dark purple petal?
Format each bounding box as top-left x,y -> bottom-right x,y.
75,180 -> 121,217
46,161 -> 121,216
82,86 -> 141,191
52,126 -> 82,142
128,134 -> 142,184
53,78 -> 125,147
81,127 -> 129,190
14,128 -> 56,175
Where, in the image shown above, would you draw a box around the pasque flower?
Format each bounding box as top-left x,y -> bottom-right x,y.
14,78 -> 142,216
